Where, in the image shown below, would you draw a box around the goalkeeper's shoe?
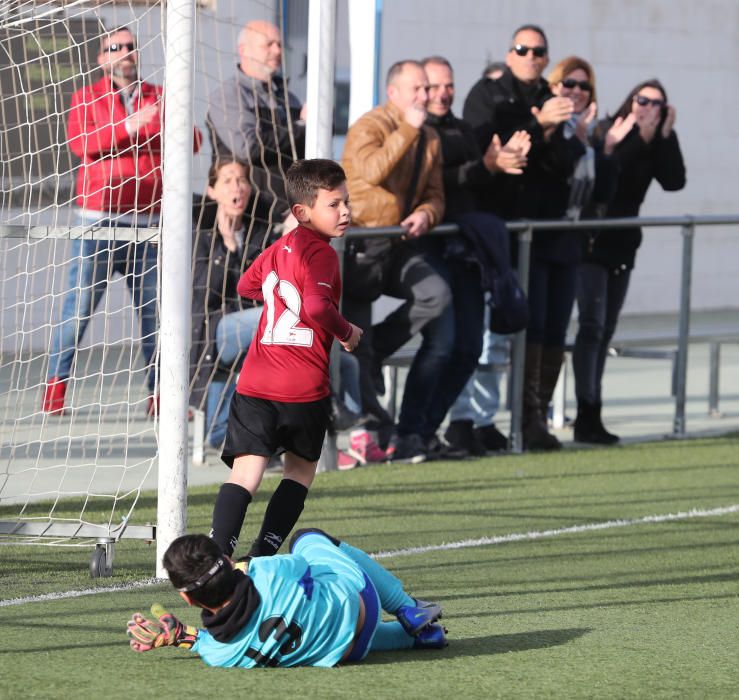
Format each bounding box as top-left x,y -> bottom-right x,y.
413,623 -> 448,650
396,598 -> 442,636
127,604 -> 198,652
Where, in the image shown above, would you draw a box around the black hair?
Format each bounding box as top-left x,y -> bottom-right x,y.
612,78 -> 668,121
511,23 -> 548,49
162,534 -> 237,609
285,158 -> 346,208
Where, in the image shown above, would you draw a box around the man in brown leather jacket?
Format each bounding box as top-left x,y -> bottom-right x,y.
341,60 -> 451,464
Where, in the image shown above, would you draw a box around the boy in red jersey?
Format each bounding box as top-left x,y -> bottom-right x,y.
210,159 -> 362,559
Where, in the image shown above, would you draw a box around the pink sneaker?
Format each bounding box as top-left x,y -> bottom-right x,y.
337,449 -> 359,471
348,429 -> 388,465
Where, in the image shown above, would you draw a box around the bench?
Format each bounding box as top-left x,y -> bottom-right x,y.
552,325 -> 739,429
382,310 -> 739,438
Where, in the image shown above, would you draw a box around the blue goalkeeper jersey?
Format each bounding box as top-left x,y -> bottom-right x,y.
191,549 -> 363,668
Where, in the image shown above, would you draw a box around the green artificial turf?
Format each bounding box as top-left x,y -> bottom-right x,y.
1,435 -> 738,699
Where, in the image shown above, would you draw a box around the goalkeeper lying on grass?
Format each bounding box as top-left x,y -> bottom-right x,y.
127,529 -> 446,668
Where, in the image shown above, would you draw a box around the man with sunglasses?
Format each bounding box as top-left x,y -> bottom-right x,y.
463,24 -> 587,451
44,27 -> 201,416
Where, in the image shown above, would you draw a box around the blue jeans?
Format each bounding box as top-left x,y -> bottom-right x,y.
573,262 -> 631,404
449,305 -> 510,426
47,214 -> 158,391
526,256 -> 578,347
206,307 -> 262,446
419,256 -> 485,440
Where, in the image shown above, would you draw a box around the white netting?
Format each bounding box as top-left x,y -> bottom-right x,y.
0,0 -> 303,548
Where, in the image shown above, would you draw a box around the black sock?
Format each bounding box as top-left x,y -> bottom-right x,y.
248,478 -> 308,557
209,483 -> 252,556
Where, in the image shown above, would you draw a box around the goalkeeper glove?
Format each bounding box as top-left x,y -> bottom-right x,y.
127,603 -> 199,653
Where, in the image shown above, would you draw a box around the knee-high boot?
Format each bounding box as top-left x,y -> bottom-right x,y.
524,345 -> 564,450
522,343 -> 561,450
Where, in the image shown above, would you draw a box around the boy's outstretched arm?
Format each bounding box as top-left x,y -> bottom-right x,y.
127,604 -> 199,652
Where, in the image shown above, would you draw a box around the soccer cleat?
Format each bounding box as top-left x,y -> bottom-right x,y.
348,429 -> 388,465
337,449 -> 360,471
42,377 -> 66,415
413,623 -> 448,649
396,598 -> 442,636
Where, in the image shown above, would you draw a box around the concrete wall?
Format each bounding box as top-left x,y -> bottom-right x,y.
2,0 -> 737,355
377,0 -> 739,313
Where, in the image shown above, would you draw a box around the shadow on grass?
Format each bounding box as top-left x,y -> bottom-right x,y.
362,627 -> 592,665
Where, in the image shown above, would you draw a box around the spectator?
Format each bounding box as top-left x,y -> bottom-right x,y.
341,60 -> 450,463
206,20 -> 305,243
421,56 -> 530,457
43,26 -> 201,416
190,159 -> 262,448
446,58 -> 510,455
572,79 -> 685,443
463,24 -> 581,451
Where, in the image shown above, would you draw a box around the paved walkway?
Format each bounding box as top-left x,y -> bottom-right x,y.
0,311 -> 737,510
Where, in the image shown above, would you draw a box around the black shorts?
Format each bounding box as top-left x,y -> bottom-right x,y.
221,392 -> 331,468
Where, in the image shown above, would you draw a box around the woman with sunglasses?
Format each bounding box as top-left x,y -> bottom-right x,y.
572,79 -> 685,444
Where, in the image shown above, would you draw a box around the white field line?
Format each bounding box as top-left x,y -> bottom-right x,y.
2,504 -> 738,608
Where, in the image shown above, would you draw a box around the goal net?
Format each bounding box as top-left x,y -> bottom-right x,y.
0,0 -> 303,565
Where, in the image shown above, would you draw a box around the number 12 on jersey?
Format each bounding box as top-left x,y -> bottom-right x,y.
261,271 -> 314,347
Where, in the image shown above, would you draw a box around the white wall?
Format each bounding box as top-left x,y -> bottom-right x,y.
378,0 -> 739,312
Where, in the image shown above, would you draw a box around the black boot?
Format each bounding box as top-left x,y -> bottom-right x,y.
475,424 -> 508,452
574,400 -> 619,444
522,344 -> 561,451
444,420 -> 486,457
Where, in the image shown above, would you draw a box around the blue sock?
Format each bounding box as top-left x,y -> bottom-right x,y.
339,542 -> 414,613
369,621 -> 415,651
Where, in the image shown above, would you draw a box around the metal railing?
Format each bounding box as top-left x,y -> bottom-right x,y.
2,213 -> 738,465
340,214 -> 739,456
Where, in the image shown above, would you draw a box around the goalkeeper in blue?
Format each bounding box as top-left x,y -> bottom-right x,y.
127,529 -> 446,667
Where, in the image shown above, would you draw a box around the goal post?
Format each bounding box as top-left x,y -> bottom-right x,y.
0,0 -> 335,576
156,0 -> 196,578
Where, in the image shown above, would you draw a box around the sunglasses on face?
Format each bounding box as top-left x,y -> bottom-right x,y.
634,94 -> 665,108
561,78 -> 592,92
104,42 -> 136,53
510,43 -> 547,58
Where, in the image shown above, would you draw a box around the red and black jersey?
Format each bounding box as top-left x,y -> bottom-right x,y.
236,225 -> 353,402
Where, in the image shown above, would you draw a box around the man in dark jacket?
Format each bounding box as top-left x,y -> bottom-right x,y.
463,24 -> 581,451
419,56 -> 530,457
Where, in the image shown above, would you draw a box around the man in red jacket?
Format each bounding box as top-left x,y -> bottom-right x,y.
43,26 -> 200,416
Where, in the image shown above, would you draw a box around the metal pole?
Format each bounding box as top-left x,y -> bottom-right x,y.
509,226 -> 532,454
305,0 -> 336,159
156,0 -> 196,578
306,0 -> 340,473
673,222 -> 694,437
347,0 -> 379,124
